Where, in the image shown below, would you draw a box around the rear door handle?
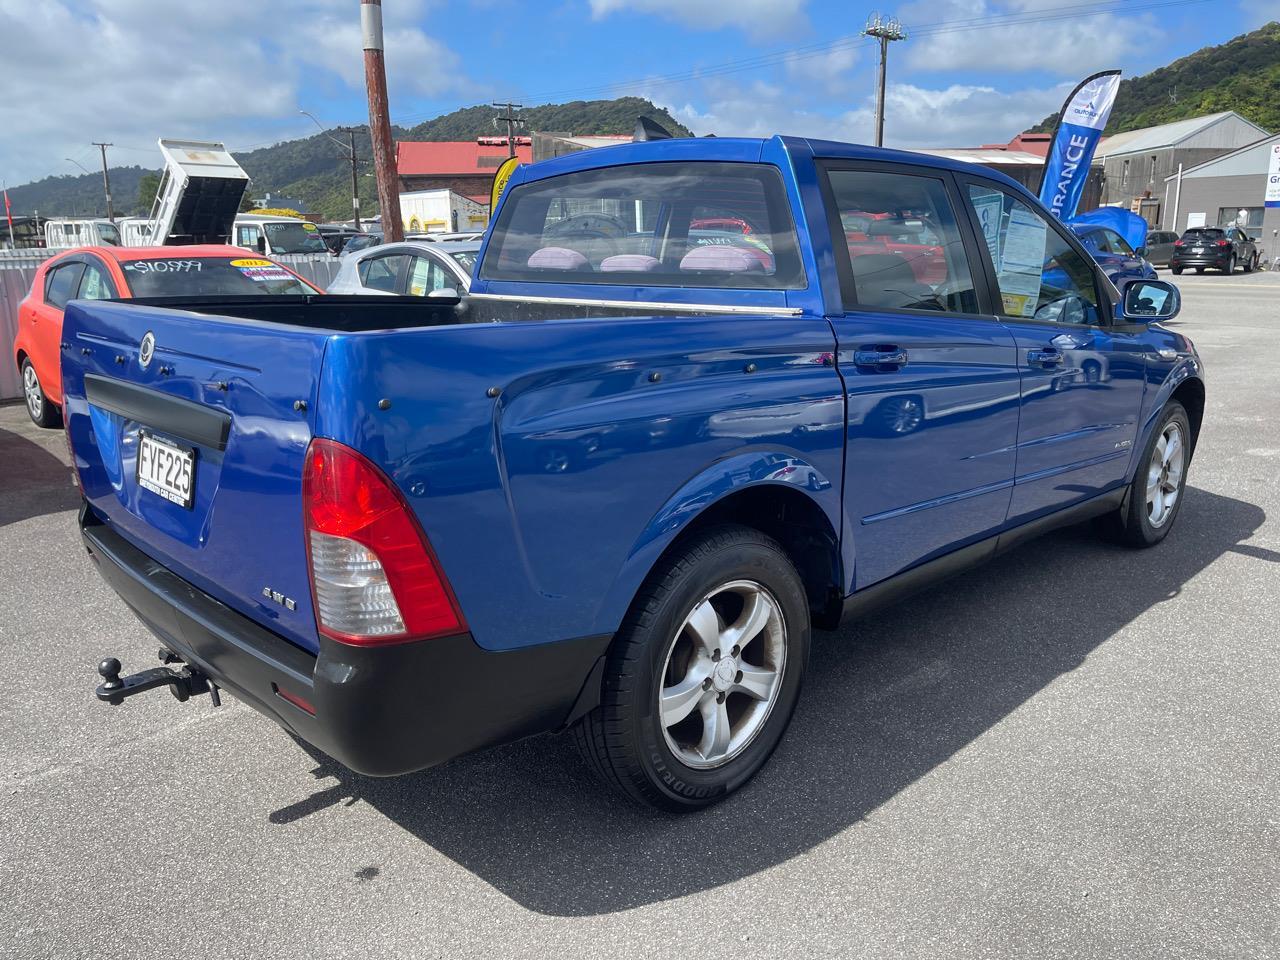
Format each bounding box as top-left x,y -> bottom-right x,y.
853,346 -> 909,370
1027,348 -> 1064,368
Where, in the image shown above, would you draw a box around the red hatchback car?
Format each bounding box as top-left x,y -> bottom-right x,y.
14,245 -> 320,427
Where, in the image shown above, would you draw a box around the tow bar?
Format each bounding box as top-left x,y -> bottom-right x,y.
95,648 -> 222,707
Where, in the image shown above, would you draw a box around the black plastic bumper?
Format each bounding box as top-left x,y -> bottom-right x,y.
81,505 -> 610,776
1170,254 -> 1231,269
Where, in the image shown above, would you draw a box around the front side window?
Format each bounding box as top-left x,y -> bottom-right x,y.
408,256 -> 452,295
967,184 -> 1101,325
96,223 -> 120,246
236,225 -> 261,249
78,262 -> 116,299
480,161 -> 805,289
828,168 -> 979,314
1103,229 -> 1135,256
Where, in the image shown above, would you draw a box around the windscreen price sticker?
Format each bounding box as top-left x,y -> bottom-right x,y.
230,258 -> 293,282
125,260 -> 203,274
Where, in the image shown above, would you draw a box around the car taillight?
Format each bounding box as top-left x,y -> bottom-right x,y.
1217,239 -> 1230,247
1173,240 -> 1183,247
302,438 -> 466,645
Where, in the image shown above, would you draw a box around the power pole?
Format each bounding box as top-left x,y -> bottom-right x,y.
361,0 -> 402,241
92,142 -> 115,221
492,102 -> 524,158
863,13 -> 907,148
347,128 -> 363,231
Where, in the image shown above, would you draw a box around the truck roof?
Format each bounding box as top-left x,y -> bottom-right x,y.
507,134 -> 1028,197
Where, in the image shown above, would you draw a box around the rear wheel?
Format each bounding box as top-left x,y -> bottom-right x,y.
21,359 -> 61,429
1097,401 -> 1190,547
573,525 -> 809,811
1223,254 -> 1236,274
1171,266 -> 1183,276
1194,267 -> 1204,274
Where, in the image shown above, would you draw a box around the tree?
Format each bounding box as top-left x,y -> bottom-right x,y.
136,172 -> 161,214
239,188 -> 258,213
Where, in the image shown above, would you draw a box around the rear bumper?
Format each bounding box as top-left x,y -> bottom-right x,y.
81,505 -> 609,776
1170,252 -> 1232,268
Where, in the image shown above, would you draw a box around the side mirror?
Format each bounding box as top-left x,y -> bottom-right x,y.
1118,278 -> 1180,322
1135,245 -> 1148,258
256,236 -> 267,254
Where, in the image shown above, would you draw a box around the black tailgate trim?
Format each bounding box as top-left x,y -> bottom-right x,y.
85,374 -> 231,451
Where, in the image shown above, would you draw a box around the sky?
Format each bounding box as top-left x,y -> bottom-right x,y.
0,0 -> 1272,187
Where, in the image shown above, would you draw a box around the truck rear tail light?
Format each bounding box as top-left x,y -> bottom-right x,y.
302,438 -> 466,646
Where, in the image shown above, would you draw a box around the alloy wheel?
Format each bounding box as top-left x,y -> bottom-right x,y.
1146,421 -> 1185,528
658,580 -> 786,769
23,364 -> 42,421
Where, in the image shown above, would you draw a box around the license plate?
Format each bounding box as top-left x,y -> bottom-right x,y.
1193,247 -> 1205,253
137,432 -> 195,509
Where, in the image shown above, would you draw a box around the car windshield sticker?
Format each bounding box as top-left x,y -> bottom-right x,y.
970,189 -> 1004,266
237,264 -> 294,282
124,260 -> 203,274
997,207 -> 1048,317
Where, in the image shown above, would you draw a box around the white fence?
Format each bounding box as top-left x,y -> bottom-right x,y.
0,250 -> 341,402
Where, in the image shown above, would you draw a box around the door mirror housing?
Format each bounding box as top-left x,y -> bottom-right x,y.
1117,278 -> 1180,322
255,235 -> 267,255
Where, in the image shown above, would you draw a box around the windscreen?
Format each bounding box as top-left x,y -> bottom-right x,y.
446,250 -> 478,274
120,257 -> 316,296
480,161 -> 806,289
264,221 -> 328,254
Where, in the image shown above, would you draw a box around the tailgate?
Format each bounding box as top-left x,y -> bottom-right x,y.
62,300 -> 326,654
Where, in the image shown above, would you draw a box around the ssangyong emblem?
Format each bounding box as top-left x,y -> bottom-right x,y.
139,331 -> 156,369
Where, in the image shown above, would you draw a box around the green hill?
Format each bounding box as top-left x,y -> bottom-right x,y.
4,97 -> 691,222
1030,22 -> 1280,134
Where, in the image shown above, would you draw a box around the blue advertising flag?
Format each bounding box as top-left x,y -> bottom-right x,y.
1038,70 -> 1122,220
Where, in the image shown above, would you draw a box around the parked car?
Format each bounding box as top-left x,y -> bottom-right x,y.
14,245 -> 320,428
233,214 -> 329,256
64,137 -> 1203,811
1143,230 -> 1180,267
425,231 -> 485,242
1170,225 -> 1259,274
1070,224 -> 1157,285
314,224 -> 361,255
327,240 -> 479,296
337,230 -> 435,257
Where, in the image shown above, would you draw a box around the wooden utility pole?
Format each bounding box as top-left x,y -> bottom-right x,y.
361,0 -> 401,241
92,142 -> 115,222
863,13 -> 907,148
491,102 -> 524,158
347,128 -> 363,232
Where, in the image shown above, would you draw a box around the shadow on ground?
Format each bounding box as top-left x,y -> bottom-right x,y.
0,425 -> 79,527
272,486 -> 1271,915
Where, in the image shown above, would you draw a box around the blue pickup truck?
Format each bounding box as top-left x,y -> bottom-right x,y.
64,136 -> 1203,811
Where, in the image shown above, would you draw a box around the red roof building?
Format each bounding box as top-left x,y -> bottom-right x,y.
396,137 -> 534,205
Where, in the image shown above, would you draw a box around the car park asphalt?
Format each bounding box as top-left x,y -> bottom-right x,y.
2,272 -> 1277,959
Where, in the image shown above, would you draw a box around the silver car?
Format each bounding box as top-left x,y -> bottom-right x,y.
328,241 -> 480,296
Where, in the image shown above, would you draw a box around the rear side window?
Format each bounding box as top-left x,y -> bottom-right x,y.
45,262 -> 86,309
359,254 -> 409,293
480,161 -> 805,289
827,168 -> 979,314
78,262 -> 117,300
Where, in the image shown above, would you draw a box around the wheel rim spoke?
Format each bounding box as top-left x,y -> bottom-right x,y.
683,598 -> 721,655
697,697 -> 732,760
722,588 -> 771,651
734,662 -> 777,701
661,671 -> 711,727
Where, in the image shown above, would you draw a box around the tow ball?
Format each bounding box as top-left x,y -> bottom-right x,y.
95,649 -> 221,707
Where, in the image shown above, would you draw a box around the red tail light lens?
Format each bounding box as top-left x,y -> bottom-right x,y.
1173,240 -> 1183,247
1217,239 -> 1230,247
302,438 -> 466,645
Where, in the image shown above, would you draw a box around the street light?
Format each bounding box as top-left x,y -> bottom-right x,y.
299,109 -> 364,230
65,157 -> 92,175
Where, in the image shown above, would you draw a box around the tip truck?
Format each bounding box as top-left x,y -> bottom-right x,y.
63,135 -> 1202,810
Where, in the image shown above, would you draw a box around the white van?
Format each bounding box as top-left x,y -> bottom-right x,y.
233,214 -> 328,256
44,218 -> 121,249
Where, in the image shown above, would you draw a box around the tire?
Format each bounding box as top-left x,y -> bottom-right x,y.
573,524 -> 810,811
21,359 -> 61,429
1096,401 -> 1191,548
1223,255 -> 1235,275
1171,266 -> 1183,276
1243,252 -> 1254,273
1194,267 -> 1204,274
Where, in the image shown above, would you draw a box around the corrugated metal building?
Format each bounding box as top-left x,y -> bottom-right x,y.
1161,132 -> 1280,262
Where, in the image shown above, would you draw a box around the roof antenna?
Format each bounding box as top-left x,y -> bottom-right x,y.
634,116 -> 673,142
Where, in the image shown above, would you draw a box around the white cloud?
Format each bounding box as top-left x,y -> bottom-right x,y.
588,0 -> 808,38
783,44 -> 861,93
899,0 -> 1160,75
657,74 -> 1065,149
0,0 -> 471,185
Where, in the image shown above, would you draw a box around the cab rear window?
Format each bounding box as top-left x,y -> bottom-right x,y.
480,161 -> 806,289
120,258 -> 315,296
